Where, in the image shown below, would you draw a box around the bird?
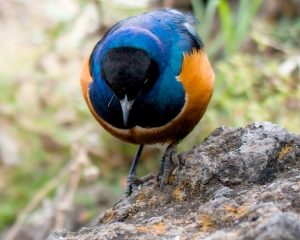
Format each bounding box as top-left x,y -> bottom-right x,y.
80,9 -> 214,202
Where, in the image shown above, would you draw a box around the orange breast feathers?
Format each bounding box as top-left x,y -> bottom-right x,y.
175,48 -> 215,137
80,49 -> 214,145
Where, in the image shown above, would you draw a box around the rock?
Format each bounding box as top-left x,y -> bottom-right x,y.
47,122 -> 300,240
213,186 -> 231,199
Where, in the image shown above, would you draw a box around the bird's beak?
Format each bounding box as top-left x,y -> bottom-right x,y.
120,95 -> 134,126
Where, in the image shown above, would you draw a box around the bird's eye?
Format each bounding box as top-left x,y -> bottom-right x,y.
144,79 -> 148,84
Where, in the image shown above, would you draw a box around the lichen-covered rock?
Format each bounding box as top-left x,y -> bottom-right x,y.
47,122 -> 300,240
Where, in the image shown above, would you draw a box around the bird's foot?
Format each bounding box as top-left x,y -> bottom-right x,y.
113,173 -> 155,209
156,143 -> 181,190
124,173 -> 155,197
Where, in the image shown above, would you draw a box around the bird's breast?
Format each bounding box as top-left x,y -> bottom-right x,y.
80,49 -> 214,145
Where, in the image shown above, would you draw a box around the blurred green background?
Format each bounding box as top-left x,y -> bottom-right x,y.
1,0 -> 300,239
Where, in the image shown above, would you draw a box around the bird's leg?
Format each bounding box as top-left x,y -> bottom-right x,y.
124,144 -> 144,197
156,142 -> 181,190
113,145 -> 155,209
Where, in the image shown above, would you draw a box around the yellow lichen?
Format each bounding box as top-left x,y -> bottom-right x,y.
137,225 -> 151,233
224,205 -> 236,212
198,215 -> 213,232
136,190 -> 146,204
224,205 -> 249,218
102,210 -> 115,223
152,222 -> 166,235
137,222 -> 166,236
236,206 -> 250,218
168,175 -> 175,183
172,184 -> 185,201
279,145 -> 293,159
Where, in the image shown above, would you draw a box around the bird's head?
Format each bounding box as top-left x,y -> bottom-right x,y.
101,47 -> 159,126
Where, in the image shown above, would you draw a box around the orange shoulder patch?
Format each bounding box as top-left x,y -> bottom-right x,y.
178,48 -> 214,106
177,48 -> 215,125
80,55 -> 92,104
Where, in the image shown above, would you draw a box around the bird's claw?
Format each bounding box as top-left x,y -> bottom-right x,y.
124,174 -> 155,197
113,174 -> 155,209
156,143 -> 181,191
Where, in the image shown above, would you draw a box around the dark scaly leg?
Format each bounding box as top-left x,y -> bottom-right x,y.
156,142 -> 181,190
124,144 -> 147,197
113,145 -> 154,209
114,143 -> 180,208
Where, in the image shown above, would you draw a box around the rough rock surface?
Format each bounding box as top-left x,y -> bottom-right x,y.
48,122 -> 300,240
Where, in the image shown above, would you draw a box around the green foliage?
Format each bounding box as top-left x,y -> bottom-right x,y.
270,17 -> 300,48
192,0 -> 263,58
192,0 -> 223,59
209,53 -> 300,129
219,0 -> 262,54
